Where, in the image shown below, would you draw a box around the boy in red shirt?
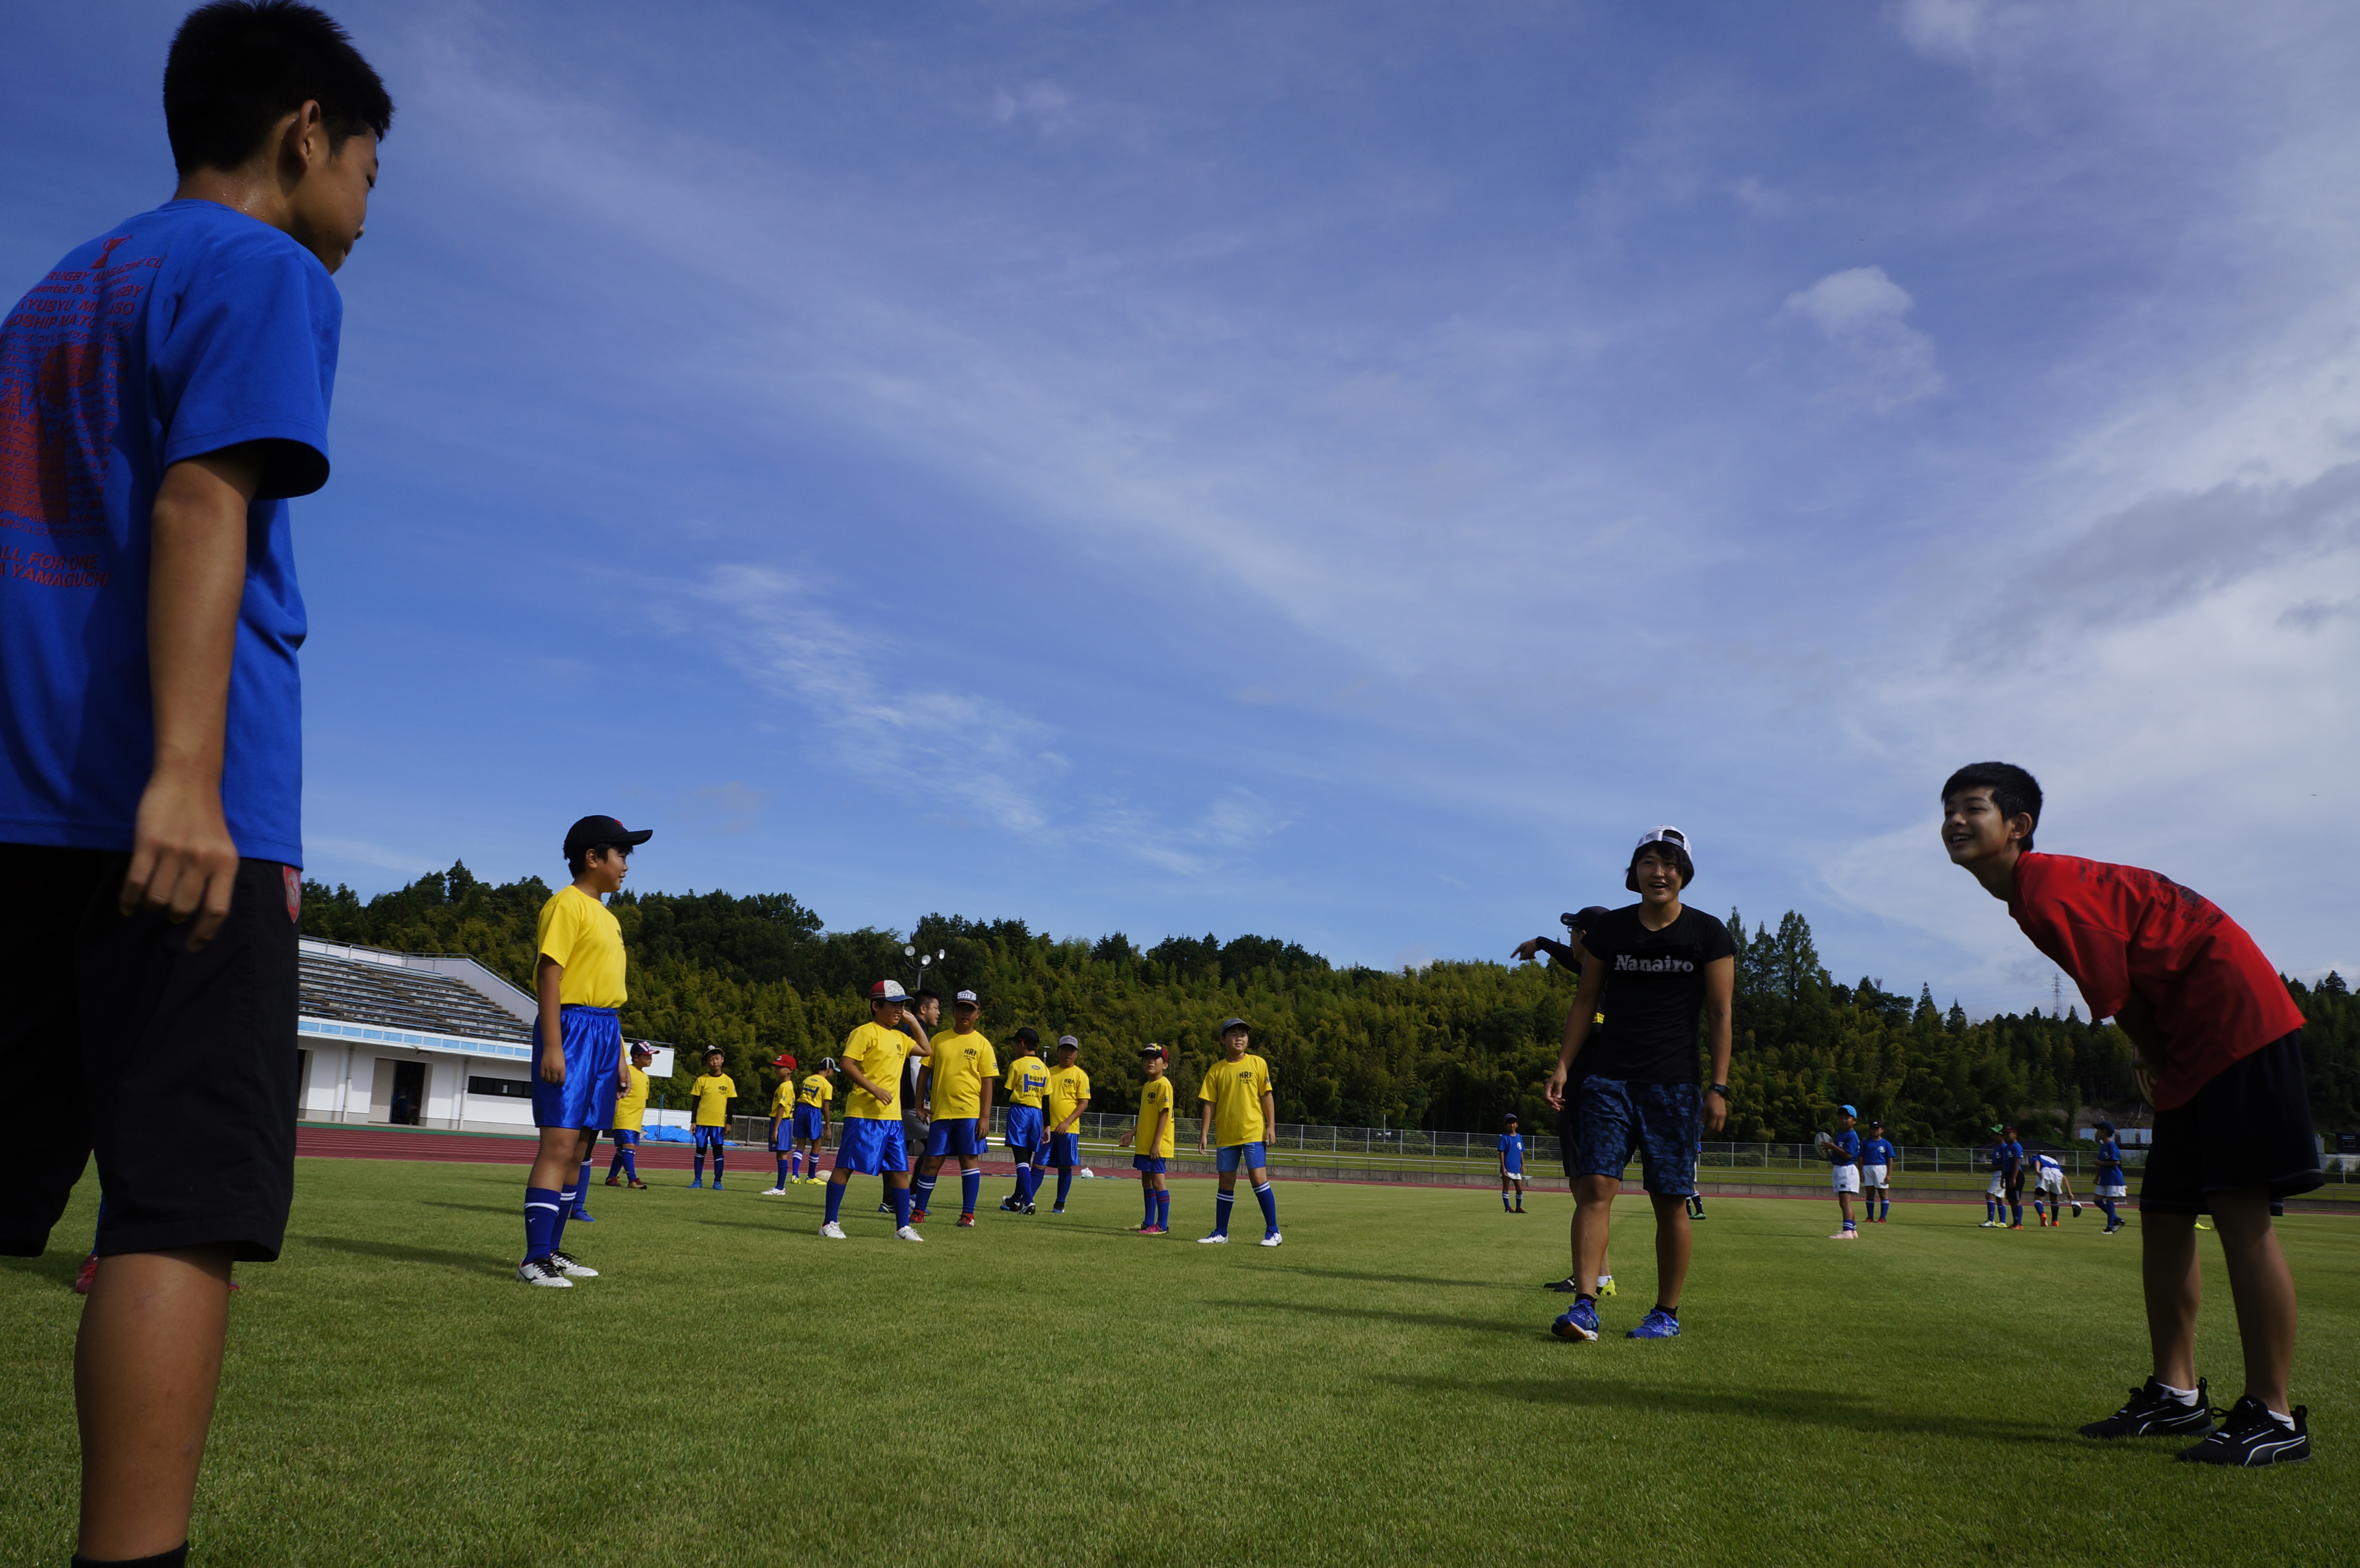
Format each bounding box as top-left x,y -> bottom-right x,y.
1942,762 -> 2317,1466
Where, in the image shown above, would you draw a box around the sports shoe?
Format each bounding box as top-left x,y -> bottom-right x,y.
1551,1298 -> 1600,1342
2079,1377 -> 2214,1439
998,1195 -> 1020,1212
604,1175 -> 622,1187
1627,1308 -> 1680,1339
1598,1275 -> 1617,1297
571,1209 -> 597,1223
549,1250 -> 598,1278
688,1178 -> 703,1189
1141,1224 -> 1168,1235
1051,1206 -> 1066,1215
761,1187 -> 786,1197
956,1213 -> 975,1228
517,1258 -> 573,1287
2177,1397 -> 2310,1467
1544,1276 -> 1582,1293
1021,1202 -> 1037,1215
877,1201 -> 894,1214
628,1178 -> 647,1189
1259,1230 -> 1283,1247
1198,1233 -> 1229,1245
819,1221 -> 848,1238
910,1209 -> 929,1225
711,1181 -> 724,1190
1830,1229 -> 1859,1240
2009,1223 -> 2024,1230
894,1225 -> 924,1242
72,1254 -> 98,1296
1978,1219 -> 1998,1228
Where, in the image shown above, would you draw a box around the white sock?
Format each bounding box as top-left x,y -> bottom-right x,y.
2268,1407 -> 2297,1430
2158,1382 -> 2200,1404
1597,1274 -> 1612,1288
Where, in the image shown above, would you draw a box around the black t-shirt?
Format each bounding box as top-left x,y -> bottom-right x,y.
1573,904 -> 1735,1084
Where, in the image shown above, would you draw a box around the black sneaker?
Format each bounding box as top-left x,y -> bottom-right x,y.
998,1195 -> 1019,1212
1021,1202 -> 1037,1215
2080,1377 -> 2214,1439
2178,1396 -> 2310,1466
1543,1275 -> 1584,1293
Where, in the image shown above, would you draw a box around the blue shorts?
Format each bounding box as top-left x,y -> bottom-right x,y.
792,1105 -> 824,1140
1132,1155 -> 1167,1174
693,1124 -> 728,1151
924,1117 -> 981,1159
604,1128 -> 640,1146
770,1118 -> 789,1152
1042,1131 -> 1082,1168
1574,1076 -> 1700,1197
1214,1142 -> 1268,1174
1002,1105 -> 1043,1151
531,1005 -> 621,1130
836,1117 -> 909,1175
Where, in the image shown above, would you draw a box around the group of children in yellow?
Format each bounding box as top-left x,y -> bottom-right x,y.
518,824 -> 1282,1283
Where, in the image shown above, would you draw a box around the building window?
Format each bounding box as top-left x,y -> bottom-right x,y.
468,1076 -> 533,1100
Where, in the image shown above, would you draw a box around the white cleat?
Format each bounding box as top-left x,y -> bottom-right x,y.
549,1250 -> 599,1276
1829,1231 -> 1859,1241
819,1222 -> 848,1239
760,1187 -> 787,1196
1259,1231 -> 1283,1248
1197,1233 -> 1229,1244
895,1225 -> 925,1242
517,1259 -> 573,1287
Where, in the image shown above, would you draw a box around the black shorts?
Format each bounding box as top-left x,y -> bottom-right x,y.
0,845 -> 299,1262
2140,1031 -> 2322,1215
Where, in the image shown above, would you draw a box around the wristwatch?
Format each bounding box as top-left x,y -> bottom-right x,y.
1707,1083 -> 1729,1098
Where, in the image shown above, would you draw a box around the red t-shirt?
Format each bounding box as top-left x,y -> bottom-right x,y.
2008,852 -> 2304,1110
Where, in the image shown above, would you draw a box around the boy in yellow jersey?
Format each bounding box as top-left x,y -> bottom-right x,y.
1196,1017 -> 1281,1247
762,1054 -> 799,1195
821,980 -> 932,1240
998,1028 -> 1050,1213
688,1048 -> 736,1189
1118,1044 -> 1175,1233
603,1041 -> 655,1189
912,989 -> 997,1226
1042,1036 -> 1094,1215
793,1060 -> 836,1183
519,815 -> 651,1287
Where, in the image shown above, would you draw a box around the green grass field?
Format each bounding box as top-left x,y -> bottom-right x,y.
4,1163 -> 2354,1567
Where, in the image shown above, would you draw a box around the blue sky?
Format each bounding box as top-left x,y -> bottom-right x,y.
7,0 -> 2357,1012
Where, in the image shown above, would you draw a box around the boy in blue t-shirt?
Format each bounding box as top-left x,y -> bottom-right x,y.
1498,1113 -> 1527,1213
1827,1106 -> 1864,1239
1859,1121 -> 1896,1223
0,8 -> 393,1559
2091,1119 -> 2130,1234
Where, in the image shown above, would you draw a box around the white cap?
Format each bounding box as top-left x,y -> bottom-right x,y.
955,989 -> 979,1004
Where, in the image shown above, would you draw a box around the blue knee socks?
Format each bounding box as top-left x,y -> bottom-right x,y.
622,1147 -> 638,1182
2010,1202 -> 2023,1226
1255,1181 -> 1278,1233
693,1152 -> 705,1182
1156,1189 -> 1170,1229
1214,1188 -> 1235,1236
892,1187 -> 913,1228
1879,1198 -> 1889,1221
1143,1184 -> 1158,1227
523,1187 -> 562,1262
573,1159 -> 594,1218
712,1151 -> 724,1186
549,1183 -> 575,1254
824,1180 -> 845,1224
912,1174 -> 938,1213
1056,1169 -> 1074,1209
962,1169 -> 980,1215
607,1147 -> 628,1181
776,1155 -> 791,1188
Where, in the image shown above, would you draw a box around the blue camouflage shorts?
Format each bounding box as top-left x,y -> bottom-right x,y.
1574,1077 -> 1700,1198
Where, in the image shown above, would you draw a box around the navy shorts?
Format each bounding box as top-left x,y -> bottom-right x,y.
604,1128 -> 640,1146
1042,1131 -> 1082,1168
692,1124 -> 727,1151
532,1005 -> 621,1130
1574,1076 -> 1700,1198
2142,1032 -> 2322,1214
1003,1105 -> 1043,1150
924,1117 -> 982,1158
836,1116 -> 909,1175
1132,1154 -> 1168,1174
792,1105 -> 824,1140
1215,1141 -> 1268,1174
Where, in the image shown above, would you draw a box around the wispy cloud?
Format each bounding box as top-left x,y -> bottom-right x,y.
1780,265 -> 1943,410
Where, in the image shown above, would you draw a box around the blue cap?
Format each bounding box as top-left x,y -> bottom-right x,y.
1840,1103 -> 1858,1117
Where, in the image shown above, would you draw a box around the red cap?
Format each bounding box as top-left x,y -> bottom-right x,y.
773,1054 -> 797,1069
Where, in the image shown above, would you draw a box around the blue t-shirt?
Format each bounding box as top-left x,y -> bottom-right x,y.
1498,1132 -> 1524,1171
1831,1127 -> 1860,1162
1861,1136 -> 1895,1166
0,200 -> 338,868
1997,1140 -> 2025,1175
2037,1154 -> 2063,1178
2096,1138 -> 2124,1177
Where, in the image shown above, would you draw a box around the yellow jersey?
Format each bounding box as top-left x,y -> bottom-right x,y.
610,1065 -> 649,1132
769,1079 -> 795,1119
1135,1076 -> 1175,1157
1199,1054 -> 1274,1146
689,1073 -> 737,1127
535,884 -> 627,1007
797,1074 -> 835,1111
1045,1065 -> 1091,1130
1003,1054 -> 1049,1107
840,1021 -> 914,1121
927,1029 -> 999,1118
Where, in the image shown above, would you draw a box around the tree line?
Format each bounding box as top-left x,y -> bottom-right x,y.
300,864 -> 2360,1145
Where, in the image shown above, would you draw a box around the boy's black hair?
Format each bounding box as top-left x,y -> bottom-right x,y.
165,1 -> 394,176
1942,761 -> 2043,851
565,842 -> 629,877
912,988 -> 941,1007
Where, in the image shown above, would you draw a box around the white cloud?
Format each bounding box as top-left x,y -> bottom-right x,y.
989,80 -> 1077,135
1893,0 -> 1996,65
1780,265 -> 1943,410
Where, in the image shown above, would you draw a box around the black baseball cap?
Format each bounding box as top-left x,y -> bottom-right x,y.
1141,1043 -> 1167,1060
1502,1111 -> 1519,1123
1218,1017 -> 1249,1034
1014,1026 -> 1039,1046
565,815 -> 652,858
1561,906 -> 1611,932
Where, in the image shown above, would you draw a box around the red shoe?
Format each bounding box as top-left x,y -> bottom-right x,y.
72,1254 -> 98,1296
956,1213 -> 976,1227
628,1178 -> 647,1189
910,1209 -> 929,1225
604,1175 -> 622,1187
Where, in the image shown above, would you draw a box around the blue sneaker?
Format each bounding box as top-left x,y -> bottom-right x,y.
1627,1308 -> 1680,1339
688,1178 -> 703,1189
572,1209 -> 597,1223
1551,1298 -> 1600,1341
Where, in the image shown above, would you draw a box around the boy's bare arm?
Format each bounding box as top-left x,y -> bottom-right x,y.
535,957 -> 565,1083
123,449 -> 261,949
1702,956 -> 1734,1134
1259,1092 -> 1275,1139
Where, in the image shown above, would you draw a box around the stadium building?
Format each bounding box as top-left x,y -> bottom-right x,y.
296,937 -> 674,1132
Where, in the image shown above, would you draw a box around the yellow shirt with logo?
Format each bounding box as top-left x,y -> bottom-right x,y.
841,1021 -> 914,1121
927,1029 -> 999,1118
1003,1054 -> 1049,1108
610,1065 -> 649,1132
1135,1076 -> 1175,1157
689,1073 -> 737,1127
1199,1054 -> 1275,1147
1045,1065 -> 1091,1131
769,1079 -> 796,1119
797,1074 -> 835,1112
536,884 -> 627,1007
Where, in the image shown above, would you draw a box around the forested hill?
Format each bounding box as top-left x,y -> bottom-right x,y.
300,865 -> 2360,1145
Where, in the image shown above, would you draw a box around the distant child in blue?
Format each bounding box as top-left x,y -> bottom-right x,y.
2031,1151 -> 2080,1226
2092,1119 -> 2129,1234
1998,1125 -> 2028,1228
1860,1120 -> 1896,1223
1827,1105 -> 1863,1239
1498,1114 -> 1527,1213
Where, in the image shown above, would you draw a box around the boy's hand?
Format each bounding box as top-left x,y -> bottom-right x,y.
1544,1065 -> 1568,1110
540,1044 -> 566,1086
122,769 -> 241,949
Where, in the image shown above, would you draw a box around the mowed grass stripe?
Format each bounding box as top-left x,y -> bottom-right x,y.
1,1161 -> 2352,1567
